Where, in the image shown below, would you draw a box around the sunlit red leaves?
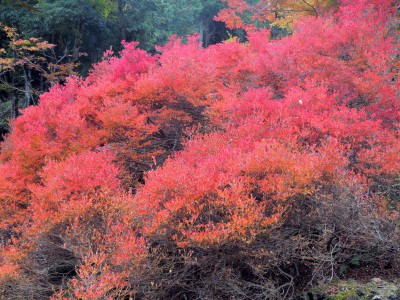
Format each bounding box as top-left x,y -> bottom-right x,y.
0,0 -> 399,296
28,150 -> 120,228
135,119 -> 348,246
50,197 -> 146,300
89,41 -> 155,84
133,0 -> 400,249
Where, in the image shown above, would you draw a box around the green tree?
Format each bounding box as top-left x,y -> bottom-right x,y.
159,0 -> 227,47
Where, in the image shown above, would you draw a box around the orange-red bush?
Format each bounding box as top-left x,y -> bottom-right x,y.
0,0 -> 399,298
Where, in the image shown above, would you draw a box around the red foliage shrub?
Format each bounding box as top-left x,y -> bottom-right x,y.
0,0 -> 399,298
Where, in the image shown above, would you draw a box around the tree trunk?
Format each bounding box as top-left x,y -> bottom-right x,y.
199,20 -> 204,48
117,0 -> 127,41
10,92 -> 18,119
23,66 -> 32,107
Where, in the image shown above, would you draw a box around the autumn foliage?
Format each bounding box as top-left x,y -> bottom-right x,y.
215,0 -> 339,32
0,0 -> 399,299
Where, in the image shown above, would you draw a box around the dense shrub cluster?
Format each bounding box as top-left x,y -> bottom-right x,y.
0,0 -> 399,298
